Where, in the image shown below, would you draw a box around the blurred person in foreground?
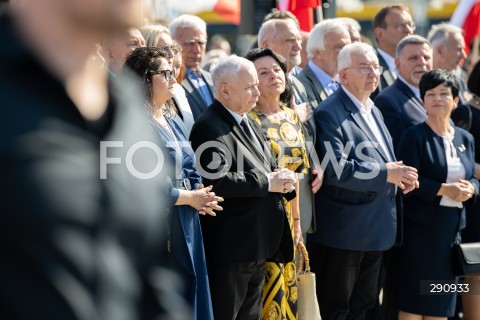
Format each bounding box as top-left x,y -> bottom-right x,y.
246,47 -> 310,319
395,69 -> 479,320
124,47 -> 225,320
0,0 -> 188,319
311,42 -> 418,320
141,24 -> 194,136
190,55 -> 297,319
102,27 -> 145,77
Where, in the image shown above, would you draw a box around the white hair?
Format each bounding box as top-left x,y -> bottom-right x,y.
427,23 -> 463,48
210,55 -> 255,98
307,19 -> 350,58
338,42 -> 377,71
168,14 -> 207,38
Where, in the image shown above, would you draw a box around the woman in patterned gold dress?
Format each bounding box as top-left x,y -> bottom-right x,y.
245,47 -> 310,320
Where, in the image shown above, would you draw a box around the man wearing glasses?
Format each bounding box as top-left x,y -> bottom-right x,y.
311,42 -> 418,320
169,14 -> 214,120
371,5 -> 415,99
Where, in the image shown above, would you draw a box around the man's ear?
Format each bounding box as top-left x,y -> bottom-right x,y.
261,39 -> 269,48
339,69 -> 347,83
395,57 -> 400,70
374,27 -> 383,43
220,83 -> 229,99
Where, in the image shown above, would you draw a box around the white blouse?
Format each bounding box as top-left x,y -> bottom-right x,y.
439,134 -> 466,208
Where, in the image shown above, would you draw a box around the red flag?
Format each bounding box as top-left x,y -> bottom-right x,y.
278,0 -> 321,31
451,0 -> 480,54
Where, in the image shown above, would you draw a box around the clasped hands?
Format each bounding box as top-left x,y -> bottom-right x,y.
191,184 -> 224,216
267,168 -> 297,193
439,179 -> 476,202
386,161 -> 419,194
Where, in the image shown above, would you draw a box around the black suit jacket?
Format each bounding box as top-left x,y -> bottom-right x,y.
189,100 -> 294,263
370,49 -> 396,100
375,78 -> 427,151
182,69 -> 213,120
397,123 -> 479,227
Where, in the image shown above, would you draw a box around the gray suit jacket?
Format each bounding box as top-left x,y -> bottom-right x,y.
182,69 -> 213,120
295,63 -> 328,108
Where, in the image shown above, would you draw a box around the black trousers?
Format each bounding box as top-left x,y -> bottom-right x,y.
307,242 -> 383,320
207,260 -> 266,320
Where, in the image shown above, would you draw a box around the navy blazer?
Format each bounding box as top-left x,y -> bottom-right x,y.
375,78 -> 427,151
190,100 -> 294,263
397,123 -> 479,227
182,69 -> 214,120
311,87 -> 401,251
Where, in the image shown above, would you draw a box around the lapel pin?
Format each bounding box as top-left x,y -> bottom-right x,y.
458,144 -> 466,152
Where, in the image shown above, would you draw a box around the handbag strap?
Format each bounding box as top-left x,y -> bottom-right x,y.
297,241 -> 310,273
454,208 -> 463,245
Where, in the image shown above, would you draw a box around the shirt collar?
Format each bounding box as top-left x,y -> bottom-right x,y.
223,105 -> 244,124
186,67 -> 202,77
341,85 -> 374,114
377,48 -> 397,75
308,60 -> 336,89
397,75 -> 421,101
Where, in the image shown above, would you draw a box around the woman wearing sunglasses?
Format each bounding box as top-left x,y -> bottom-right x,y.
124,47 -> 222,320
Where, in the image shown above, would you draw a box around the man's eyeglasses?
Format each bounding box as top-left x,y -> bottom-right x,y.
343,66 -> 384,74
381,22 -> 416,32
160,45 -> 179,57
149,69 -> 176,81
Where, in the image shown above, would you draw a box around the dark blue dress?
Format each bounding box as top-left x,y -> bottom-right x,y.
151,116 -> 214,320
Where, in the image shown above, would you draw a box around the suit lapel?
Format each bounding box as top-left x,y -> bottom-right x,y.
340,89 -> 392,162
453,132 -> 470,176
377,50 -> 395,87
396,79 -> 426,113
304,65 -> 328,102
183,76 -> 207,112
213,102 -> 272,169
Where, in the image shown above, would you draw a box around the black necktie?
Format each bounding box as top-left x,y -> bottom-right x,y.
240,118 -> 255,140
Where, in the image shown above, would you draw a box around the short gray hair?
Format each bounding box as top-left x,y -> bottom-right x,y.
168,14 -> 207,38
211,55 -> 255,98
396,35 -> 431,57
427,23 -> 463,48
307,19 -> 349,58
336,17 -> 361,32
338,42 -> 377,71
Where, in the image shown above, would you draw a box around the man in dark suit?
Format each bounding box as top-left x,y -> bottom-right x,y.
371,5 -> 415,99
309,42 -> 419,320
375,35 -> 433,150
190,55 -> 297,320
169,14 -> 214,120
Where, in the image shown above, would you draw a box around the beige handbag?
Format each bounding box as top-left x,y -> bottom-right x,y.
297,242 -> 322,320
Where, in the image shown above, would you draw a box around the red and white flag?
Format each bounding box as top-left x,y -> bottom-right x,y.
450,0 -> 480,54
